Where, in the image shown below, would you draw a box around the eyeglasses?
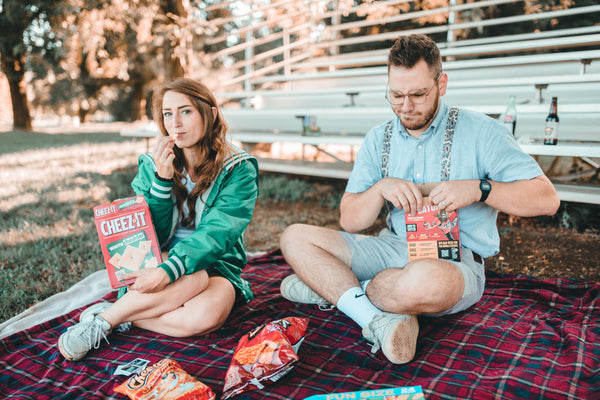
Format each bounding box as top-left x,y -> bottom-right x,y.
385,74 -> 441,105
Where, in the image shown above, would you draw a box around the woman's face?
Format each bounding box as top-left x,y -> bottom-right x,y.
161,90 -> 206,150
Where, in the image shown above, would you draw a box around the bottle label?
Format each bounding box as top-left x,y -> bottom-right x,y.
544,122 -> 558,138
504,116 -> 516,135
544,121 -> 558,144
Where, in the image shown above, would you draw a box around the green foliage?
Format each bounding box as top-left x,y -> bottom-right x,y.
535,202 -> 600,232
556,203 -> 599,232
259,174 -> 313,202
258,174 -> 345,209
0,0 -> 67,128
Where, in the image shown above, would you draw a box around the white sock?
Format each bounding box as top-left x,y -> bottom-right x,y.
336,286 -> 382,328
95,316 -> 112,333
97,315 -> 130,333
360,279 -> 371,293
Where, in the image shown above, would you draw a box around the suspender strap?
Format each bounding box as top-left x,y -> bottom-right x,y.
381,120 -> 395,220
380,107 -> 460,225
440,107 -> 459,182
381,120 -> 394,178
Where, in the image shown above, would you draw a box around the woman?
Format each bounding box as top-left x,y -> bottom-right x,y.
58,78 -> 259,361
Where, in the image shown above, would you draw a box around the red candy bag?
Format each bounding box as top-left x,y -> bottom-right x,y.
114,358 -> 215,400
222,317 -> 309,399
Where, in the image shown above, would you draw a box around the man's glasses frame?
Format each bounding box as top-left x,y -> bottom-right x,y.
385,73 -> 442,105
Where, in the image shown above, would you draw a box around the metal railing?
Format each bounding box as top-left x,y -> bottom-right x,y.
201,1 -> 600,93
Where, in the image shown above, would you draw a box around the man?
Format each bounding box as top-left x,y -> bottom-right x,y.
279,34 -> 560,364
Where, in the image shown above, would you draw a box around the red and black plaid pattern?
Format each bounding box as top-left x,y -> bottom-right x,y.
1,250 -> 599,399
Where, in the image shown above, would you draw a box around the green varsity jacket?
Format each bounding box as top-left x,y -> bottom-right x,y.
129,150 -> 259,303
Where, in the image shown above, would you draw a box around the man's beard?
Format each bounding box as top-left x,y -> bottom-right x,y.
398,89 -> 440,132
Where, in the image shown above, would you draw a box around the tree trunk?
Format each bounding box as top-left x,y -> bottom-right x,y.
165,44 -> 185,80
2,55 -> 32,130
160,0 -> 187,79
130,80 -> 145,122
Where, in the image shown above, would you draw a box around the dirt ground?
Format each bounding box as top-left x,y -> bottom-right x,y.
245,178 -> 600,283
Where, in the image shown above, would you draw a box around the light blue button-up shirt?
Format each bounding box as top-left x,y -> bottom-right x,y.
346,100 -> 543,258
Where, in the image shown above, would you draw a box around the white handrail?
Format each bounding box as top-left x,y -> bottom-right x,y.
202,1 -> 600,95
292,27 -> 600,70
311,5 -> 600,50
215,73 -> 600,100
247,49 -> 600,86
323,0 -> 522,34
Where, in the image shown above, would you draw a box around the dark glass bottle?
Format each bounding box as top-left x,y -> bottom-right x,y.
543,97 -> 559,145
503,95 -> 517,136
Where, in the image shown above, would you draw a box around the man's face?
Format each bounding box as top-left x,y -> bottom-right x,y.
387,59 -> 447,137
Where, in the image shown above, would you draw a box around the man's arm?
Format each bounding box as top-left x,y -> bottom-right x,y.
429,175 -> 560,217
340,178 -> 424,233
483,175 -> 560,217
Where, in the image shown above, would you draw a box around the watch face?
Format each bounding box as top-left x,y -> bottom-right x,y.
481,181 -> 491,190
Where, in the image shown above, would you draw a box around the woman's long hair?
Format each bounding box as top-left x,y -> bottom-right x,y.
152,78 -> 233,228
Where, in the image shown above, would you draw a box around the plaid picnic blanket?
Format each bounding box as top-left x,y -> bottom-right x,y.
1,250 -> 599,399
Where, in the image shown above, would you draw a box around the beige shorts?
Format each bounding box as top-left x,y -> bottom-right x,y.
339,228 -> 486,316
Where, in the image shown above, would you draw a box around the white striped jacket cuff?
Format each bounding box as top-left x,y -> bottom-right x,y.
160,256 -> 186,282
150,179 -> 173,199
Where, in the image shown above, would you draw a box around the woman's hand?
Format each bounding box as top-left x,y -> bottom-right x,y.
121,267 -> 171,294
153,136 -> 176,179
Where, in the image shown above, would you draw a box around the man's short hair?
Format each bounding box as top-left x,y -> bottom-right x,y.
388,34 -> 442,79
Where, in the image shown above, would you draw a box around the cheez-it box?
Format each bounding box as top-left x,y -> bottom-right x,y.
94,195 -> 162,289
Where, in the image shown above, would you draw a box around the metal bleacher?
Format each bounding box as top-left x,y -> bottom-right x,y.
126,1 -> 600,204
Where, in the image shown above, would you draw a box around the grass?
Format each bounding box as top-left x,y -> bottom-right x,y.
0,129 -> 340,323
0,128 -> 142,323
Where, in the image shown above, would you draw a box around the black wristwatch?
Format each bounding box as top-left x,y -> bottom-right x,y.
479,179 -> 491,202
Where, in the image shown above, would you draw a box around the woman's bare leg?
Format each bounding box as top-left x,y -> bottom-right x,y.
99,269 -> 210,328
133,275 -> 237,337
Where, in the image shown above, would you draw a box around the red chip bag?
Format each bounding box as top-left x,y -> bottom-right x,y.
114,358 -> 215,400
222,317 -> 309,399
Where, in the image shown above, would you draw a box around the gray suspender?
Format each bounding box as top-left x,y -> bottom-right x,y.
440,107 -> 459,181
381,107 -> 460,228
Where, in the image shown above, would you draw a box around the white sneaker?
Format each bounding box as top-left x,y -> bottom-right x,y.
79,302 -> 112,323
362,313 -> 419,364
58,317 -> 112,361
80,302 -> 131,333
280,274 -> 334,310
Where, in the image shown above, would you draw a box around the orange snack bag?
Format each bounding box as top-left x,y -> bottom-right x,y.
222,317 -> 309,399
114,358 -> 215,400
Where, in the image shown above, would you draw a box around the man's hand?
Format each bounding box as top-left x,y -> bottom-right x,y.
121,267 -> 171,294
428,180 -> 480,213
377,177 -> 424,216
341,177 -> 425,232
153,136 -> 176,180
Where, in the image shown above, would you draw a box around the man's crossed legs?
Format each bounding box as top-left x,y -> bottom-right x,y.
279,224 -> 485,364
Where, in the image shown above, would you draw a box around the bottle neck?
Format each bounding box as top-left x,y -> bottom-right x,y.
549,98 -> 558,115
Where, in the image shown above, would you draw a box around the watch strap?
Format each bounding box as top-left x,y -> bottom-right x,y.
479,179 -> 491,202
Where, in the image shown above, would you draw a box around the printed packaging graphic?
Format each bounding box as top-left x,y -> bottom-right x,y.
94,196 -> 162,289
303,385 -> 425,399
405,198 -> 461,262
